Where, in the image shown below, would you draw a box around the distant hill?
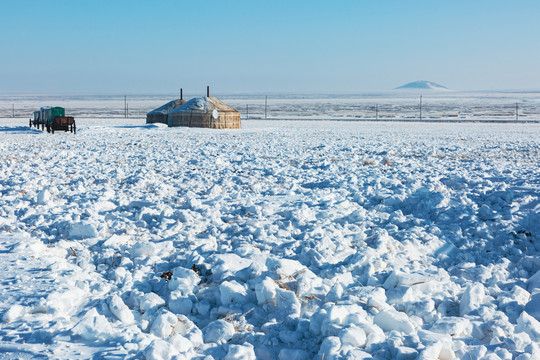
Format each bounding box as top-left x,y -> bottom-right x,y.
394,81 -> 448,91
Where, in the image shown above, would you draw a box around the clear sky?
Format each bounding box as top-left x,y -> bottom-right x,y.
1,0 -> 539,94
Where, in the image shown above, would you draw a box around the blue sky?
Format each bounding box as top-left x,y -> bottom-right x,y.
1,1 -> 539,94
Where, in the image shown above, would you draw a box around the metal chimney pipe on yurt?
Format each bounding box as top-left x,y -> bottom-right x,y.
180,88 -> 183,101
207,86 -> 210,97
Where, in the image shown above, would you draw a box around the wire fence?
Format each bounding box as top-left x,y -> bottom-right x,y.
1,94 -> 539,122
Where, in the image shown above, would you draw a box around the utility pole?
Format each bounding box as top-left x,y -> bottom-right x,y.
516,103 -> 519,122
265,96 -> 268,119
419,95 -> 423,121
376,104 -> 378,121
126,103 -> 128,118
12,104 -> 14,118
246,104 -> 249,120
124,96 -> 127,118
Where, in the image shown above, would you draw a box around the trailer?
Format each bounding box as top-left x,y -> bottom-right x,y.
49,116 -> 76,134
29,106 -> 76,134
30,110 -> 45,130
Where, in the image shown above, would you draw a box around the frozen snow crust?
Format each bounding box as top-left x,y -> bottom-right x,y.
0,119 -> 539,359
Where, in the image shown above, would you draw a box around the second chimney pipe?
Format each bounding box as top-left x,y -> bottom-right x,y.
207,86 -> 209,97
180,88 -> 183,100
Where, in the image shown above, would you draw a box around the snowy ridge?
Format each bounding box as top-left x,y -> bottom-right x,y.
0,120 -> 539,359
395,81 -> 449,91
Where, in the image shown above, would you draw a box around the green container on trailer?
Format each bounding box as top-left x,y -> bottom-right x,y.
41,107 -> 65,125
49,107 -> 65,125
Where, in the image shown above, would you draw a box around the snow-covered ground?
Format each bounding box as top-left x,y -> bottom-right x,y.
0,117 -> 539,359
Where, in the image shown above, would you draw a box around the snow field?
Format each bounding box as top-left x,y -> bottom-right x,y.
0,119 -> 539,359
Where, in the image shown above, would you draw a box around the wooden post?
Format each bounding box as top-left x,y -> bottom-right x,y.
124,96 -> 127,118
419,95 -> 423,121
516,102 -> 518,121
246,104 -> 249,120
265,96 -> 268,119
376,104 -> 378,120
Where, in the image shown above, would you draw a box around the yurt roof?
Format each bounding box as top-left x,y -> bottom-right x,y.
170,97 -> 238,114
148,99 -> 186,115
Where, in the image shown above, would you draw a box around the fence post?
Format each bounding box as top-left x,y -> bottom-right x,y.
419,95 -> 423,121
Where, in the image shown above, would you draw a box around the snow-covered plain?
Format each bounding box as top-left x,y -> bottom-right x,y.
0,114 -> 539,359
1,92 -> 539,121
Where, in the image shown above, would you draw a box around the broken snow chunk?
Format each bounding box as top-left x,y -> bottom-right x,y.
108,295 -> 134,324
255,277 -> 277,305
357,322 -> 386,347
71,309 -> 114,341
94,200 -> 116,212
46,287 -> 86,316
103,234 -> 130,248
417,329 -> 452,346
343,349 -> 373,359
512,285 -> 531,306
220,280 -> 248,305
339,325 -> 367,348
36,189 -> 51,205
130,241 -> 157,258
168,291 -> 193,315
328,304 -> 368,325
325,283 -> 344,303
516,311 -> 540,342
278,349 -> 309,360
429,317 -> 471,337
209,253 -> 253,280
526,269 -> 540,292
129,200 -> 156,209
525,293 -> 540,322
317,336 -> 341,359
144,339 -> 180,360
295,269 -> 325,297
459,283 -> 486,316
171,314 -> 203,347
2,304 -> 26,322
150,310 -> 178,338
203,319 -> 235,344
167,266 -> 200,295
374,308 -> 415,334
459,345 -> 487,360
225,343 -> 256,360
266,257 -> 306,278
108,267 -> 128,284
276,288 -> 301,317
68,222 -> 98,239
169,334 -> 193,354
139,292 -> 166,314
395,346 -> 419,360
